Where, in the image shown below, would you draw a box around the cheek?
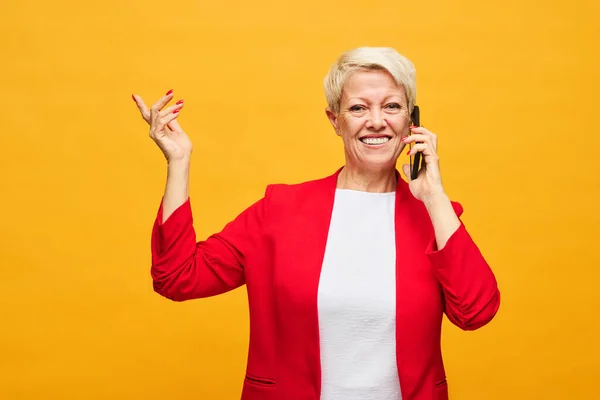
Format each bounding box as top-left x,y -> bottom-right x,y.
387,115 -> 409,134
340,116 -> 365,137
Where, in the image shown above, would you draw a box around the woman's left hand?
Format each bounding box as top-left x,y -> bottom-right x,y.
401,126 -> 446,203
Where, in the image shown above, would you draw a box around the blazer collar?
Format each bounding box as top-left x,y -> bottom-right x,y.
324,166 -> 410,201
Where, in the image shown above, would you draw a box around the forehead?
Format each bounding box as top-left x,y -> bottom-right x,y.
341,69 -> 406,102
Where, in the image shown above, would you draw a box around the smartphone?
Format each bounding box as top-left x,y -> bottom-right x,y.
409,105 -> 421,180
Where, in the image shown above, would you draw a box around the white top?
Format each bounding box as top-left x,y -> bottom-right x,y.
317,189 -> 402,400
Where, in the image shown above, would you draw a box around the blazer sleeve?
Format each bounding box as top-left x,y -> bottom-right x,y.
150,186 -> 271,301
426,201 -> 500,331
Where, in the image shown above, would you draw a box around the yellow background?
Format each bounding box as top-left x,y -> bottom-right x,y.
1,0 -> 599,398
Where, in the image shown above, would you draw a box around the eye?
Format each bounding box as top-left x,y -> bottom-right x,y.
385,103 -> 402,109
349,105 -> 366,112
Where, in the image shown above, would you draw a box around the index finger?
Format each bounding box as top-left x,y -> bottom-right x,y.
132,94 -> 151,122
409,126 -> 437,148
409,126 -> 431,135
403,133 -> 430,143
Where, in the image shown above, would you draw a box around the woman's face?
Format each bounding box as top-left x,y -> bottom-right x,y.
327,69 -> 410,172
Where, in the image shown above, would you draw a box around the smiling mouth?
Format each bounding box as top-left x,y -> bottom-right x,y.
359,136 -> 391,145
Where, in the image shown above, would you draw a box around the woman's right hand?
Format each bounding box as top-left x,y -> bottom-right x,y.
132,90 -> 192,163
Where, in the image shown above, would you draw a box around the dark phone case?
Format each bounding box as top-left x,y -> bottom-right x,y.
410,105 -> 421,180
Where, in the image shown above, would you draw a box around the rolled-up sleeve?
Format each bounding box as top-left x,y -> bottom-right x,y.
426,206 -> 500,330
150,187 -> 270,301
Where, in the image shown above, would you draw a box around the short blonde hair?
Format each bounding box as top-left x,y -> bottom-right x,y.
324,47 -> 417,114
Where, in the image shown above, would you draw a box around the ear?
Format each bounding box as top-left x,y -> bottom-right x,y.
325,108 -> 341,136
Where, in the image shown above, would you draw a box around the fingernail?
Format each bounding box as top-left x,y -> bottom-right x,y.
176,99 -> 184,105
173,109 -> 180,114
401,137 -> 407,142
406,149 -> 411,155
131,94 -> 136,101
166,89 -> 173,96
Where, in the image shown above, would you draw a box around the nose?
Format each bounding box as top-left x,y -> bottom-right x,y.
366,110 -> 385,130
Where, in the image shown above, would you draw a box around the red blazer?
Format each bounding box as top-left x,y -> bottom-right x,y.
151,168 -> 500,400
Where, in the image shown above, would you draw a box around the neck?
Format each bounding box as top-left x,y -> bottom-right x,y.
336,164 -> 397,192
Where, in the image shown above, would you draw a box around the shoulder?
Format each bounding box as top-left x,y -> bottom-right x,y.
264,172 -> 336,202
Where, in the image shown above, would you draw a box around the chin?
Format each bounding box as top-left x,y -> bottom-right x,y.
357,155 -> 398,172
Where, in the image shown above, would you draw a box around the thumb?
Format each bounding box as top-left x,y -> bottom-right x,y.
402,164 -> 411,181
167,119 -> 183,133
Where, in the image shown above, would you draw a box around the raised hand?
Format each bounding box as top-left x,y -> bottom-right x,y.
132,90 -> 192,163
401,126 -> 446,203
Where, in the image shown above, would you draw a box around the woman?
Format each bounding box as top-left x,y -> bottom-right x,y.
132,47 -> 500,400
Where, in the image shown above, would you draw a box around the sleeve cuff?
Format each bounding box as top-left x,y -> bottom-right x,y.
154,197 -> 193,247
425,221 -> 469,257
157,197 -> 192,226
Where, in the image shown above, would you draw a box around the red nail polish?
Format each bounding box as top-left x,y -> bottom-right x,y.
406,149 -> 411,155
176,99 -> 184,105
166,89 -> 173,96
173,109 -> 180,114
131,94 -> 136,101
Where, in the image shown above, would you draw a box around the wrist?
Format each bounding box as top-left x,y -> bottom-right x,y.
167,157 -> 191,169
422,190 -> 450,210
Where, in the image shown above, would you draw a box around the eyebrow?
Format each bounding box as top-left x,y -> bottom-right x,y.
346,96 -> 405,104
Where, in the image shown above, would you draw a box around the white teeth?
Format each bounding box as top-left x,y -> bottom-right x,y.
361,137 -> 390,145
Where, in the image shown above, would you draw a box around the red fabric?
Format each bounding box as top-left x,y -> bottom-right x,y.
150,168 -> 500,400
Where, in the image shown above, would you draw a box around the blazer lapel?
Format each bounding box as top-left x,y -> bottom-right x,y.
273,168 -> 340,398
